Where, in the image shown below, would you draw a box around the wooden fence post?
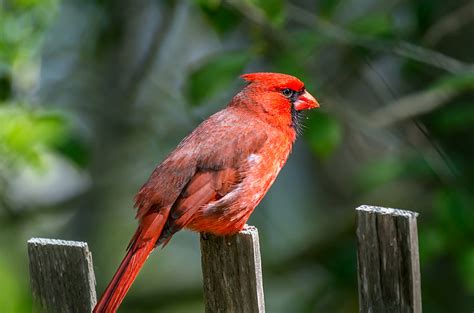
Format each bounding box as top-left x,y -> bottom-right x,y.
200,225 -> 265,313
27,238 -> 97,313
356,205 -> 422,313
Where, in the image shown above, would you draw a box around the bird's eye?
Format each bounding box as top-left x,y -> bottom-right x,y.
282,88 -> 294,97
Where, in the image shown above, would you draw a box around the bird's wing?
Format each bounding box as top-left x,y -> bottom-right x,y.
156,167 -> 239,245
157,124 -> 268,245
134,111 -> 268,245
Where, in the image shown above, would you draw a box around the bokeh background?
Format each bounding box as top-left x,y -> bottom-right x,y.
1,0 -> 474,312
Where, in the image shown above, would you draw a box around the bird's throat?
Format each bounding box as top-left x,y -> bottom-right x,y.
291,105 -> 304,136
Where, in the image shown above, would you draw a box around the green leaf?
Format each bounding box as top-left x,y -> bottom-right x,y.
304,111 -> 343,159
186,51 -> 250,106
459,248 -> 474,293
197,0 -> 241,34
54,135 -> 89,168
433,72 -> 474,91
249,0 -> 285,26
318,0 -> 344,18
431,102 -> 474,133
0,0 -> 59,66
349,14 -> 393,38
0,106 -> 68,168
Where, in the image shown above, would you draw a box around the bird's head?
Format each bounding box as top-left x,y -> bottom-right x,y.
241,72 -> 319,111
236,72 -> 319,136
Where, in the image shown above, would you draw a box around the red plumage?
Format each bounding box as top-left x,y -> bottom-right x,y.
93,72 -> 319,312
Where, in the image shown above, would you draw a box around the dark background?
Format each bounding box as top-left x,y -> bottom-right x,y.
1,0 -> 473,312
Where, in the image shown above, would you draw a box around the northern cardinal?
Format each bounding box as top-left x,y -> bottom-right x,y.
94,72 -> 318,312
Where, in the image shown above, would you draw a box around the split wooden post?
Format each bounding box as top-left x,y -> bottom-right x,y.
200,225 -> 265,313
27,238 -> 97,313
356,205 -> 422,313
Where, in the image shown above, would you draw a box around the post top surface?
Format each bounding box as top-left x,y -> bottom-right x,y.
356,205 -> 419,217
240,224 -> 259,235
28,237 -> 89,248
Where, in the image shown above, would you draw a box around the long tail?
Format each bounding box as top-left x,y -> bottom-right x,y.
93,210 -> 170,313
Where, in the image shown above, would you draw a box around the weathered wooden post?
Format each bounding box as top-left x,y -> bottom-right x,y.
200,225 -> 265,313
356,205 -> 422,313
28,238 -> 97,313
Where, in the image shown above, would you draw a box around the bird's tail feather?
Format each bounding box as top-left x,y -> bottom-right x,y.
93,210 -> 169,313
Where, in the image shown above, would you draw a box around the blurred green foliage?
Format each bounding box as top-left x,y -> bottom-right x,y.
349,14 -> 394,38
186,51 -> 250,105
305,111 -> 343,159
1,0 -> 474,312
0,0 -> 58,82
0,106 -> 67,168
198,1 -> 241,34
0,0 -> 63,167
0,256 -> 31,312
0,1 -> 65,310
252,0 -> 285,26
431,102 -> 474,132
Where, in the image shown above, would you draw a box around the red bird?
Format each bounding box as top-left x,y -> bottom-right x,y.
94,72 -> 319,312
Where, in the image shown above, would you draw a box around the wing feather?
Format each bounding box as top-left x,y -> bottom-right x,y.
133,109 -> 268,246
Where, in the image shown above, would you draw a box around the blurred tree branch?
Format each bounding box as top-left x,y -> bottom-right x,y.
286,3 -> 474,74
68,0 -> 179,238
94,0 -> 177,123
369,85 -> 459,127
225,0 -> 474,73
224,0 -> 286,46
123,0 -> 177,107
423,1 -> 474,46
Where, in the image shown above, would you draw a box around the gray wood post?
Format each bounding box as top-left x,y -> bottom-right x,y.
27,238 -> 97,313
200,225 -> 265,313
356,205 -> 422,313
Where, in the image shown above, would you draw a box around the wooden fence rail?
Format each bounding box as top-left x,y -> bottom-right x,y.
27,206 -> 422,313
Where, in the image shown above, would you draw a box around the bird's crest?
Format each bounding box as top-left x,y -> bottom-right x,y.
241,72 -> 304,91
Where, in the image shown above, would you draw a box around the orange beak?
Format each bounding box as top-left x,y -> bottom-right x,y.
294,90 -> 319,111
